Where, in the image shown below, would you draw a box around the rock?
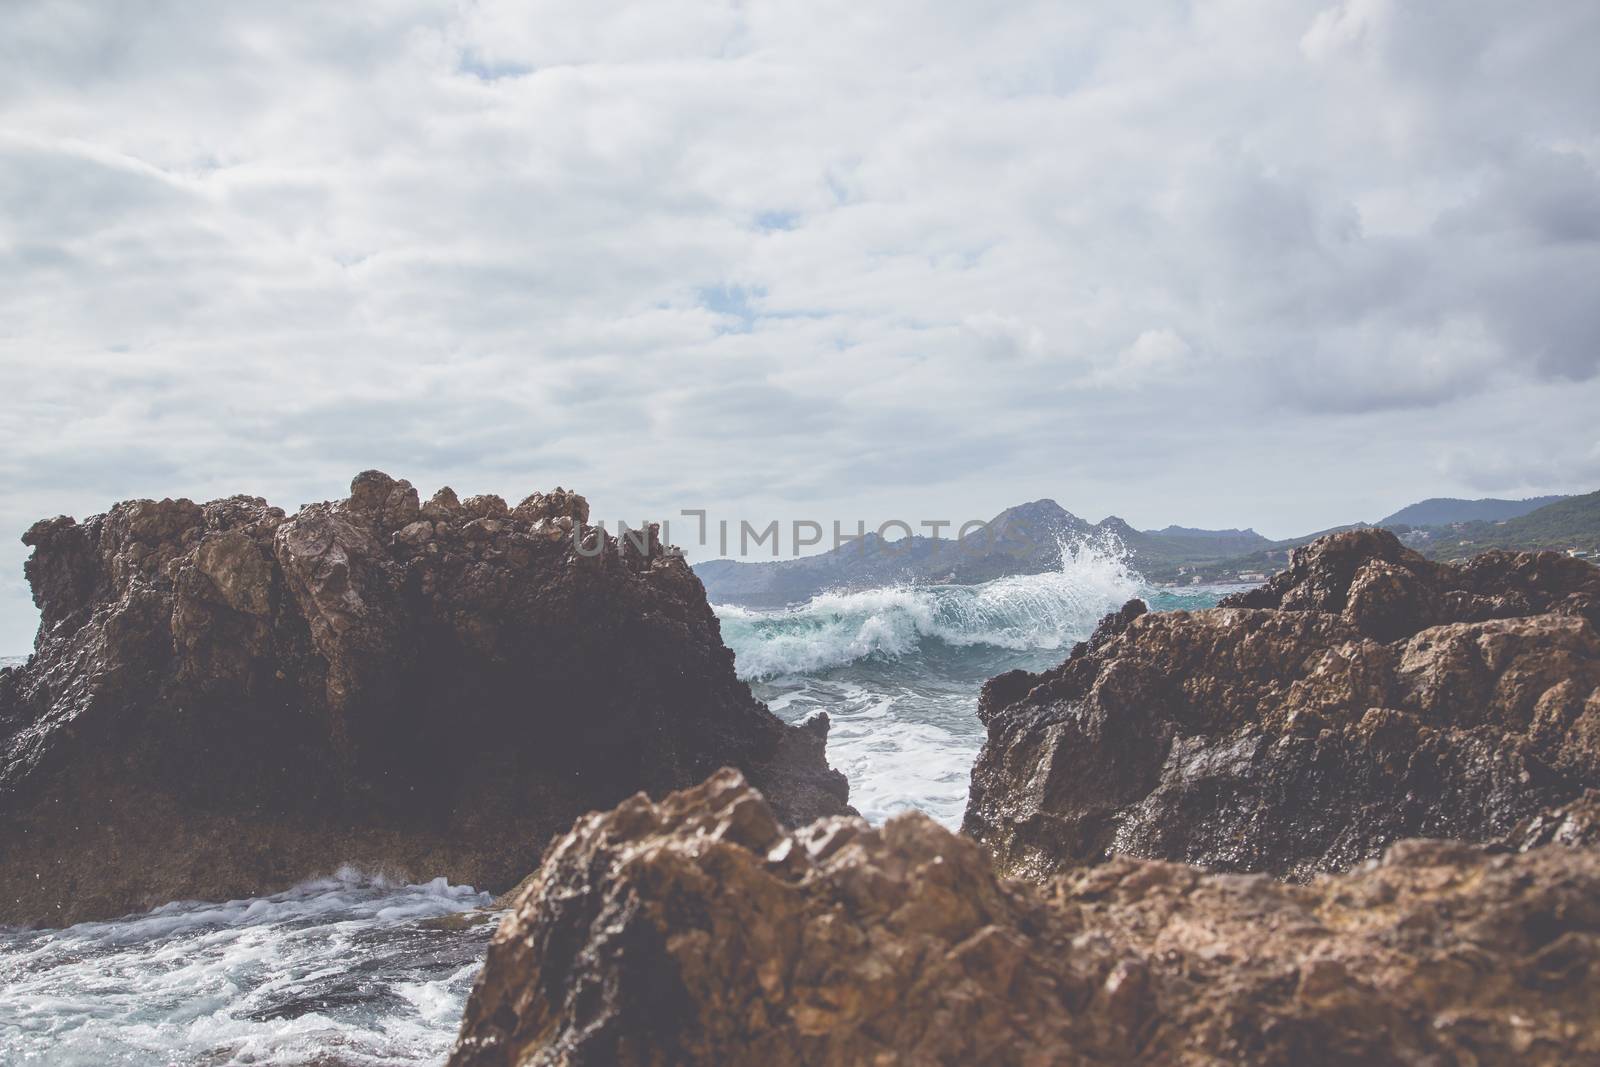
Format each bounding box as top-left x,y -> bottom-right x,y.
964,528 -> 1600,880
1227,528 -> 1600,634
0,473 -> 849,926
393,519 -> 436,549
462,518 -> 506,541
512,488 -> 588,526
194,528 -> 274,616
383,482 -> 421,530
450,772 -> 1600,1067
461,494 -> 509,521
1508,790 -> 1600,849
422,486 -> 463,522
348,469 -> 399,513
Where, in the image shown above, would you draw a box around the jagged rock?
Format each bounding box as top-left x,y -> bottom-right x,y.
0,472 -> 849,926
423,486 -> 464,522
450,771 -> 1600,1067
512,488 -> 589,526
1509,789 -> 1600,849
461,493 -> 510,520
964,529 -> 1600,880
1225,527 -> 1600,635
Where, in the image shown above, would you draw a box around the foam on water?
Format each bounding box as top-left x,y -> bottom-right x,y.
716,532 -> 1146,680
763,673 -> 983,827
726,537 -> 1227,827
0,868 -> 494,1066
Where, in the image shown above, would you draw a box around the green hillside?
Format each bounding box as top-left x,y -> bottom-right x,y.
1148,525 -> 1367,584
1377,495 -> 1567,527
1415,490 -> 1600,561
1155,491 -> 1599,585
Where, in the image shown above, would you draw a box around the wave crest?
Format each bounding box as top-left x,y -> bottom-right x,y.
716,532 -> 1143,679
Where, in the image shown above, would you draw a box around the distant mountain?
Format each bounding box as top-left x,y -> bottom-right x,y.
1147,525 -> 1266,541
1413,490 -> 1600,560
1187,492 -> 1600,581
693,491 -> 1600,605
693,499 -> 1089,607
1378,495 -> 1568,528
1138,525 -> 1270,559
693,501 -> 1293,606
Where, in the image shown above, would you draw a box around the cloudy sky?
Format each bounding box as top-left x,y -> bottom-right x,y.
2,0 -> 1599,650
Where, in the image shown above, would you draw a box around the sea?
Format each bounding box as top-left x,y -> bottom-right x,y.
0,542 -> 1225,1065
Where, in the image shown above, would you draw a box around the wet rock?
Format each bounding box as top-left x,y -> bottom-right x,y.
450,772 -> 1600,1067
1508,790 -> 1600,849
965,528 -> 1600,880
0,472 -> 850,927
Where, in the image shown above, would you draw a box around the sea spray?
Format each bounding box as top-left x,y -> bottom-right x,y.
716,530 -> 1145,680
723,535 -> 1225,827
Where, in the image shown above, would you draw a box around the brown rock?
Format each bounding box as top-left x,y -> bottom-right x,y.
1230,528 -> 1600,635
512,488 -> 589,526
461,494 -> 509,520
0,472 -> 850,926
194,528 -> 273,616
392,519 -> 436,549
462,517 -> 507,541
965,528 -> 1600,880
1343,556 -> 1438,642
450,772 -> 1600,1067
1508,789 -> 1600,849
382,480 -> 421,530
423,486 -> 463,522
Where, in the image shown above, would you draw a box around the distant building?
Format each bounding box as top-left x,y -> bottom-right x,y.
1238,571 -> 1266,582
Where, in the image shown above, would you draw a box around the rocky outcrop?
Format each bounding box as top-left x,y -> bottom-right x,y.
450,771 -> 1600,1067
0,472 -> 849,926
964,529 -> 1600,880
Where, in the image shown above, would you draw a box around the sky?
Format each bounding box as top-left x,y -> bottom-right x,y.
2,0 -> 1599,651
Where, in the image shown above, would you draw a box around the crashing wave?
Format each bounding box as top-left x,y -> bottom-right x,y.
716,532 -> 1146,679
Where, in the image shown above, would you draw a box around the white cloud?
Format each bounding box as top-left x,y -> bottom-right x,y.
1,0 -> 1598,648
1092,328 -> 1193,388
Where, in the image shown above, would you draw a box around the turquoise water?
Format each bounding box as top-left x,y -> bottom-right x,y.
716,540 -> 1224,825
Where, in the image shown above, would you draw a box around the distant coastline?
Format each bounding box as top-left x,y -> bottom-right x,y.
696,490 -> 1600,607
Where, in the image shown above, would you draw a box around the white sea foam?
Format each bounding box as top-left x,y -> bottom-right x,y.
717,532 -> 1143,680
0,870 -> 494,1066
738,537 -> 1226,829
736,535 -> 1134,827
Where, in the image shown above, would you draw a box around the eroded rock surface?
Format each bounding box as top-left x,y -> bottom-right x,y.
451,771 -> 1600,1067
964,529 -> 1600,880
0,472 -> 848,926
